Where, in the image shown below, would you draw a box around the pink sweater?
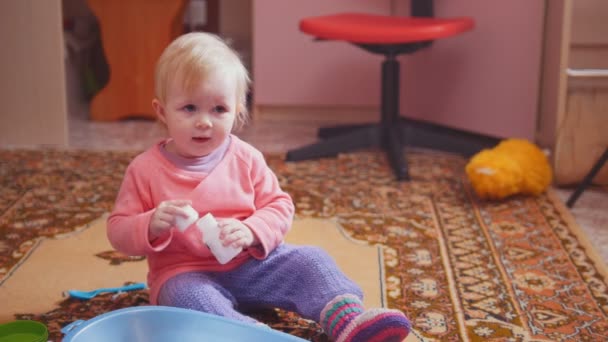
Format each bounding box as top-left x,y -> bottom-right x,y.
107,135 -> 295,304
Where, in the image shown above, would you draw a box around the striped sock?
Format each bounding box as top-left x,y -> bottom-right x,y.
336,308 -> 411,342
320,294 -> 365,339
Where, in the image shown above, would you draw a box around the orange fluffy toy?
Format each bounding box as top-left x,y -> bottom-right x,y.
465,139 -> 553,200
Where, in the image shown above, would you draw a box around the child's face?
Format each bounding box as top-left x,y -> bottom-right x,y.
154,71 -> 238,158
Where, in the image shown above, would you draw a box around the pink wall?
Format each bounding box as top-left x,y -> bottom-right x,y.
253,0 -> 545,140
253,0 -> 392,106
399,0 -> 545,139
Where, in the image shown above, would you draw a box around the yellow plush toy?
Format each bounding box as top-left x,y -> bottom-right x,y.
465,138 -> 552,200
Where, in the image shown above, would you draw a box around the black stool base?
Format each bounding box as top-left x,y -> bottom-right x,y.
285,117 -> 498,181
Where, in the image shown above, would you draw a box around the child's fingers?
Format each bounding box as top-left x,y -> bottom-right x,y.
220,224 -> 253,248
222,230 -> 245,247
150,213 -> 174,236
156,211 -> 174,224
158,200 -> 192,215
218,221 -> 240,238
162,204 -> 192,218
163,199 -> 192,207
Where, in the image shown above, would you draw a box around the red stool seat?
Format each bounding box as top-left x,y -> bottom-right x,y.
300,13 -> 474,44
286,9 -> 493,181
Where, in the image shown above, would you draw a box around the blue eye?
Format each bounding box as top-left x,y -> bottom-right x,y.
183,104 -> 197,112
213,105 -> 227,113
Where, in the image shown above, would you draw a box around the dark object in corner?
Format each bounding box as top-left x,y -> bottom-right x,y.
566,147 -> 608,208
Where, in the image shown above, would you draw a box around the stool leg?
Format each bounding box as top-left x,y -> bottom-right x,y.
318,123 -> 373,139
379,55 -> 410,181
386,126 -> 409,181
285,126 -> 381,161
566,147 -> 608,208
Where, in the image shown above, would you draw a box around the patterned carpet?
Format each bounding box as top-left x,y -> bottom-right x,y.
1,148 -> 607,341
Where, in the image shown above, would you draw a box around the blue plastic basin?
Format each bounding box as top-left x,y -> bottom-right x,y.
62,306 -> 307,342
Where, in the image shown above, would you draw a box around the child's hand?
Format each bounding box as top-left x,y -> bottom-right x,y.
149,200 -> 193,240
218,219 -> 259,249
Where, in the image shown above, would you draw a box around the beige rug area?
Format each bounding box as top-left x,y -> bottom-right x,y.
1,216 -> 400,335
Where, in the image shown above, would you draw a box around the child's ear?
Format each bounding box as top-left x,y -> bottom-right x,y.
232,104 -> 248,132
152,99 -> 167,124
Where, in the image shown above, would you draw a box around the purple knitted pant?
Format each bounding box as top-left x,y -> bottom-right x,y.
157,244 -> 363,324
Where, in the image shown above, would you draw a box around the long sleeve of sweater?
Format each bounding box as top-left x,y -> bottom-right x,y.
242,149 -> 294,259
107,163 -> 173,256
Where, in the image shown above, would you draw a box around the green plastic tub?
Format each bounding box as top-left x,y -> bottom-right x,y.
0,320 -> 48,342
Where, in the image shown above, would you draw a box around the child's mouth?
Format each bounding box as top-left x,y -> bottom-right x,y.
192,137 -> 210,143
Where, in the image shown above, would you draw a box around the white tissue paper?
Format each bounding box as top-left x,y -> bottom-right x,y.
174,205 -> 199,232
196,213 -> 242,264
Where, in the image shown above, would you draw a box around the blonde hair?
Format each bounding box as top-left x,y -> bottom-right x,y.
154,32 -> 251,130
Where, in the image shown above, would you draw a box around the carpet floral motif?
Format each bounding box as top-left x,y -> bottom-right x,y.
1,148 -> 607,341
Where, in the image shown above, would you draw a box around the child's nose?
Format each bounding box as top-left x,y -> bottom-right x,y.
195,115 -> 212,128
